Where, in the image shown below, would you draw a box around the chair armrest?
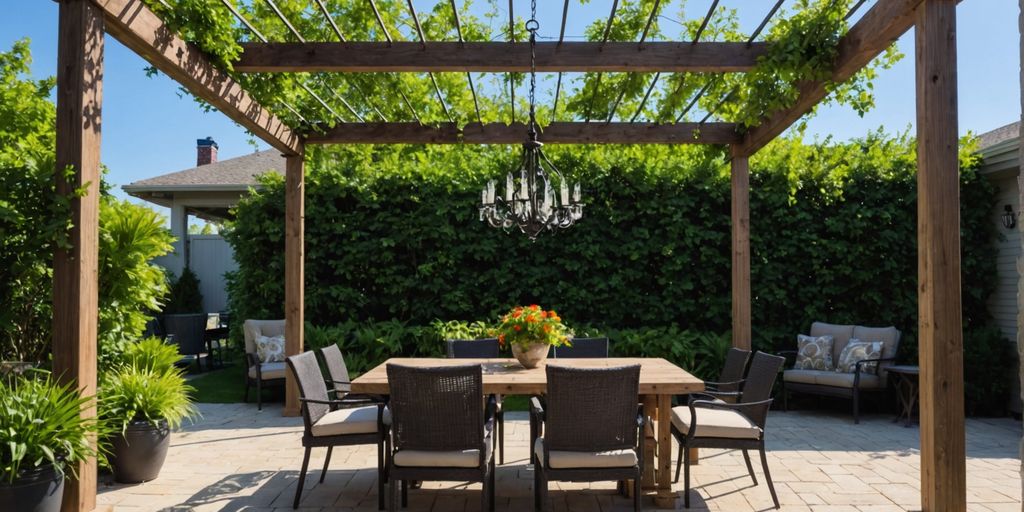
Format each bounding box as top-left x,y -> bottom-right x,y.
705,379 -> 744,389
855,357 -> 897,375
246,353 -> 261,379
688,398 -> 774,432
530,396 -> 545,423
686,392 -> 726,404
703,390 -> 742,401
636,404 -> 645,428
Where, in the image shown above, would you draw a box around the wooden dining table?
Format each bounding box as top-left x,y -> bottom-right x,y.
351,357 -> 704,508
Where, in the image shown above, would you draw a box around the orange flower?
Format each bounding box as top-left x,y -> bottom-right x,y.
513,325 -> 521,331
543,325 -> 552,333
540,311 -> 548,319
526,315 -> 537,323
530,304 -> 540,311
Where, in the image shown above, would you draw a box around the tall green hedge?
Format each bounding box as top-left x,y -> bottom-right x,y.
226,133 -> 996,353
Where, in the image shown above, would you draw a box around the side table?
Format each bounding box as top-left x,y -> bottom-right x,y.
887,365 -> 920,427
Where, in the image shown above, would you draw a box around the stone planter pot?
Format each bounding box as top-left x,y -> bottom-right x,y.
0,463 -> 64,512
511,342 -> 550,369
109,419 -> 170,483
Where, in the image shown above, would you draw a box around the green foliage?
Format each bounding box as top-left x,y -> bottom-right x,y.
963,326 -> 1015,416
98,198 -> 175,368
0,41 -> 174,365
163,267 -> 204,314
138,0 -> 898,131
0,371 -> 103,483
99,338 -> 198,432
430,319 -> 494,341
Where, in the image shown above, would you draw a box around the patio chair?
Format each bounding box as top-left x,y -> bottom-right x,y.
385,363 -> 495,512
163,313 -> 208,372
242,319 -> 287,410
318,344 -> 380,403
552,337 -> 609,358
671,351 -> 786,509
446,338 -> 506,465
286,351 -> 389,510
531,364 -> 643,512
702,348 -> 751,402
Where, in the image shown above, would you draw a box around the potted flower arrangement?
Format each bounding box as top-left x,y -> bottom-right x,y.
495,305 -> 572,369
0,372 -> 102,512
99,338 -> 197,483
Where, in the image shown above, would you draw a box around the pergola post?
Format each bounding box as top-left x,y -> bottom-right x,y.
915,1 -> 966,510
731,148 -> 751,350
284,148 -> 305,417
53,0 -> 103,510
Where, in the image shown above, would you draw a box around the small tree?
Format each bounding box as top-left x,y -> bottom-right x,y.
163,267 -> 204,314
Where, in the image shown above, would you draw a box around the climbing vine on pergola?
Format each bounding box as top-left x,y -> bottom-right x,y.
54,0 -> 966,511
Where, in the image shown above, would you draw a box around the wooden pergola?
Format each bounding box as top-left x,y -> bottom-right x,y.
53,0 -> 965,510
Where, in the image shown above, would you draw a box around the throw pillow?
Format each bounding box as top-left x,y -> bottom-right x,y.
795,334 -> 834,370
256,335 -> 286,363
835,339 -> 884,373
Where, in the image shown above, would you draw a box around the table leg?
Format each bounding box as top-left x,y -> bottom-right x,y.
641,395 -> 656,491
654,394 -> 676,509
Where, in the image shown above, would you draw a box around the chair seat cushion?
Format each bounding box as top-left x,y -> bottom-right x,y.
533,438 -> 637,469
393,442 -> 491,468
311,406 -> 381,437
248,362 -> 286,380
671,406 -> 761,440
783,369 -> 882,389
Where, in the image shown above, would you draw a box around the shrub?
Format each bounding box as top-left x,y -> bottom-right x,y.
163,267 -> 204,314
963,326 -> 1015,416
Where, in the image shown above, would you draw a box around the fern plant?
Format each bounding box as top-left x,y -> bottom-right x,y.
99,338 -> 197,433
0,372 -> 104,483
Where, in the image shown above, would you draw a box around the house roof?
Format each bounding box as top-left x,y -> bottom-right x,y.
978,121 -> 1020,151
122,149 -> 284,194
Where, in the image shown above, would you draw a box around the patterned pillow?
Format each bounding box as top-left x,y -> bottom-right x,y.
795,334 -> 834,370
256,335 -> 286,363
835,339 -> 884,373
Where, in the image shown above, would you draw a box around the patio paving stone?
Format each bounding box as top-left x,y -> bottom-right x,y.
97,403 -> 1022,511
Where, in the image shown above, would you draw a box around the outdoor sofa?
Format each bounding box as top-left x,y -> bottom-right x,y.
780,322 -> 901,423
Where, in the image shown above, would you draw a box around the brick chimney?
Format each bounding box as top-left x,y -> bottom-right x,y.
196,137 -> 218,166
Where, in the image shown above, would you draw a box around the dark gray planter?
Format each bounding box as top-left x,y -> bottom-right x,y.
0,463 -> 65,512
110,419 -> 170,483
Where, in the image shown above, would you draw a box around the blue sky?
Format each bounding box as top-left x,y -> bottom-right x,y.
2,1 -> 1020,211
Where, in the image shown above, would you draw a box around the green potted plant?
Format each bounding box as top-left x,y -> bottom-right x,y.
0,372 -> 102,512
495,305 -> 571,369
99,338 -> 197,483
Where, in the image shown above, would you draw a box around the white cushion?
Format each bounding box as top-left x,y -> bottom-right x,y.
248,362 -> 286,380
311,406 -> 381,437
533,438 -> 637,469
783,369 -> 882,389
671,406 -> 761,440
392,444 -> 489,468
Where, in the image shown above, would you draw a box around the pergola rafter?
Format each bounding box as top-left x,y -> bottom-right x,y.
55,0 -> 968,511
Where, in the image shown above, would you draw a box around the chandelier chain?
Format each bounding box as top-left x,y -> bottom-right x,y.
527,0 -> 538,133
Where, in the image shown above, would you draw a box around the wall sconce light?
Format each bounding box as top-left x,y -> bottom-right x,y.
1001,204 -> 1017,230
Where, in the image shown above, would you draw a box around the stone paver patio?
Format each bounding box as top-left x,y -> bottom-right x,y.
98,403 -> 1021,511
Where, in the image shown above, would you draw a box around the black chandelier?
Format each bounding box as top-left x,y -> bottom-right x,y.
479,2 -> 583,241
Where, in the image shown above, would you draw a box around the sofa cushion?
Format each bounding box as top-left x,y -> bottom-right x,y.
248,362 -> 286,380
311,406 -> 381,437
851,326 -> 900,361
835,340 -> 884,373
813,371 -> 883,389
533,438 -> 638,469
785,369 -> 882,388
795,334 -> 834,370
670,406 -> 761,440
243,319 -> 286,354
810,322 -> 855,363
393,444 -> 490,468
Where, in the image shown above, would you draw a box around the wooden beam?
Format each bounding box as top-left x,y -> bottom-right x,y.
730,149 -> 751,350
307,122 -> 742,145
737,0 -> 923,156
91,0 -> 302,155
283,150 -> 305,418
234,41 -> 769,73
915,1 -> 965,510
54,1 -> 102,511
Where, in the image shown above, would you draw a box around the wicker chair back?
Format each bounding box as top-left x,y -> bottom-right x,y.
386,364 -> 484,452
446,338 -> 500,358
544,364 -> 640,452
285,351 -> 332,430
553,337 -> 609,358
319,344 -> 351,392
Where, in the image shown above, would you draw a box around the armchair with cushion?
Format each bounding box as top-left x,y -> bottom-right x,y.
780,322 -> 901,423
243,319 -> 287,410
671,351 -> 786,509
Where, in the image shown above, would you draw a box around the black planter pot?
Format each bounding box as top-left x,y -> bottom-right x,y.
0,463 -> 65,512
110,419 -> 170,484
